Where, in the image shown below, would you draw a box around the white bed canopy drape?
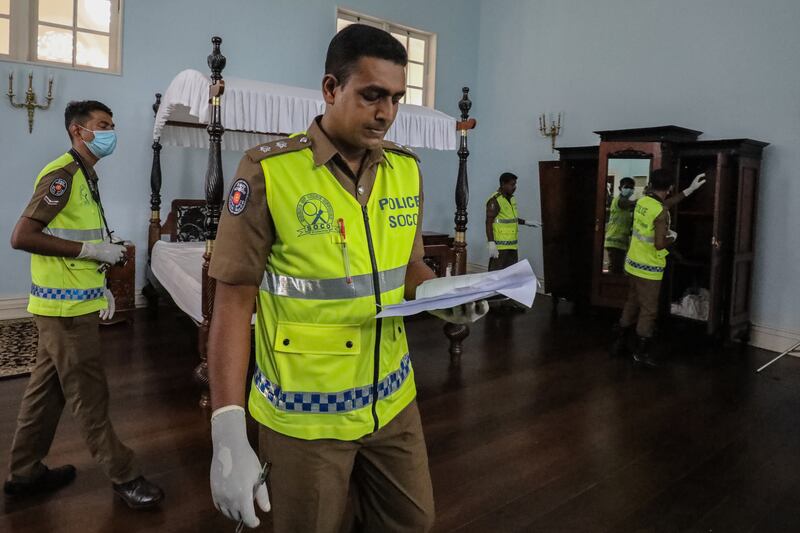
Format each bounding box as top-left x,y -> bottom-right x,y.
153,69 -> 457,151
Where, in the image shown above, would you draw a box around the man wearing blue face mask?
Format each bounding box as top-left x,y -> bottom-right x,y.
5,101 -> 164,509
604,177 -> 637,274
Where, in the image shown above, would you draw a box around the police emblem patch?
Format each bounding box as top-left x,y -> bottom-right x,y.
49,177 -> 68,197
296,193 -> 335,236
228,179 -> 250,215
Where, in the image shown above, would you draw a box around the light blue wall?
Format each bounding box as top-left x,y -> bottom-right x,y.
4,0 -> 796,336
470,0 -> 800,334
0,0 -> 479,296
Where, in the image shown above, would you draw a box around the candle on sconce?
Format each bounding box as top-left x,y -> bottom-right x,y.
7,71 -> 12,95
27,72 -> 33,92
47,76 -> 54,98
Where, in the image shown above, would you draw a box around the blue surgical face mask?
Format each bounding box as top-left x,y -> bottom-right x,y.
79,126 -> 117,158
620,187 -> 634,198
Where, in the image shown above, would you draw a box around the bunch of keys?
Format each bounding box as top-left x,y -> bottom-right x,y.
97,242 -> 130,273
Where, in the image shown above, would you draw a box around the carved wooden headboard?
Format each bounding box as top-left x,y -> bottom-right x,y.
157,199 -> 208,244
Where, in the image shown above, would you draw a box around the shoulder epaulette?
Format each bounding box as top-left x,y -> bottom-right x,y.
381,140 -> 420,162
246,135 -> 311,162
55,161 -> 80,177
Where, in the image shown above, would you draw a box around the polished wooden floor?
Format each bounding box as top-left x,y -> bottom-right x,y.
2,298 -> 800,532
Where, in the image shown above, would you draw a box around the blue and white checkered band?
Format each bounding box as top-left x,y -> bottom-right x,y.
253,354 -> 412,413
227,179 -> 250,216
49,177 -> 68,197
625,257 -> 664,273
495,240 -> 518,246
30,284 -> 105,301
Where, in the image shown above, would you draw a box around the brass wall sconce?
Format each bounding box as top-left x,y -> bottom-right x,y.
8,71 -> 55,134
538,112 -> 562,152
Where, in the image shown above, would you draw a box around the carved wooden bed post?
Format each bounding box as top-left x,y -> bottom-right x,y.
142,94 -> 164,308
195,36 -> 226,408
148,93 -> 163,254
444,87 -> 477,364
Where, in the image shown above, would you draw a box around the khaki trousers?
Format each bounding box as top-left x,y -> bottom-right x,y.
606,247 -> 626,275
488,249 -> 518,272
620,274 -> 663,338
259,400 -> 435,533
7,314 -> 137,484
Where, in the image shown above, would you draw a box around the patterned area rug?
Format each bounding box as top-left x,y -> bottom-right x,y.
0,318 -> 37,379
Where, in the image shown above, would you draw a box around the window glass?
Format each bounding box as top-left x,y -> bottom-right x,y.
76,31 -> 109,68
0,19 -> 9,55
78,0 -> 111,32
39,0 -> 74,26
38,24 -> 74,63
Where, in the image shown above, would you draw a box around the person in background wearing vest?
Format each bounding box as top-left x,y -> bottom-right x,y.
486,172 -> 539,272
610,168 -> 706,367
206,24 -> 488,532
604,177 -> 636,274
5,101 -> 164,508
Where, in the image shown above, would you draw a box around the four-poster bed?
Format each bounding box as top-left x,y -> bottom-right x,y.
144,37 -> 477,406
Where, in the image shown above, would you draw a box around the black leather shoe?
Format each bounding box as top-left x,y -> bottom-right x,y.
4,464 -> 76,497
632,336 -> 659,368
112,476 -> 164,509
610,324 -> 633,357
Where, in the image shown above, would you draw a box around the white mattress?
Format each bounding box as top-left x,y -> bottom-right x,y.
154,69 -> 457,151
151,241 -> 206,323
150,241 -> 257,325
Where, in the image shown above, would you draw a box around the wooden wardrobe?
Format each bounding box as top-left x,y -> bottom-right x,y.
539,126 -> 768,341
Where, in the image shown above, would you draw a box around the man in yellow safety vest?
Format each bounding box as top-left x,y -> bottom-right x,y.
5,101 -> 163,508
604,177 -> 636,274
206,24 -> 488,532
610,168 -> 706,367
485,172 -> 539,272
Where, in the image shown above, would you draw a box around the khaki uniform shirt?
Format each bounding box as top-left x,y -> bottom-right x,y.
210,118 -> 426,286
21,150 -> 98,226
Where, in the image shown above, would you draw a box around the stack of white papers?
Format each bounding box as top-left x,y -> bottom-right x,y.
376,260 -> 538,318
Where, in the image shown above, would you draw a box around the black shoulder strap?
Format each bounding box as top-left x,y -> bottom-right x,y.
69,149 -> 114,241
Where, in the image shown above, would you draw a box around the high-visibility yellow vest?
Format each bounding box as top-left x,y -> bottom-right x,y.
247,135 -> 419,441
28,153 -> 107,317
604,196 -> 634,250
488,192 -> 518,250
625,195 -> 669,281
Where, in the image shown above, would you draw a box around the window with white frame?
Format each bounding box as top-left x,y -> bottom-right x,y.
0,0 -> 122,73
336,9 -> 436,107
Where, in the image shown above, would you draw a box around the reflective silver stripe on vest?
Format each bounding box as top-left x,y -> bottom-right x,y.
632,228 -> 654,244
495,218 -> 517,224
260,265 -> 407,300
253,353 -> 411,413
43,227 -> 104,242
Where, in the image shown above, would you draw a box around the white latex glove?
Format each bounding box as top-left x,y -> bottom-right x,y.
429,301 -> 490,324
683,173 -> 707,196
210,406 -> 270,529
667,229 -> 678,242
487,241 -> 499,259
78,242 -> 125,265
99,288 -> 115,320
